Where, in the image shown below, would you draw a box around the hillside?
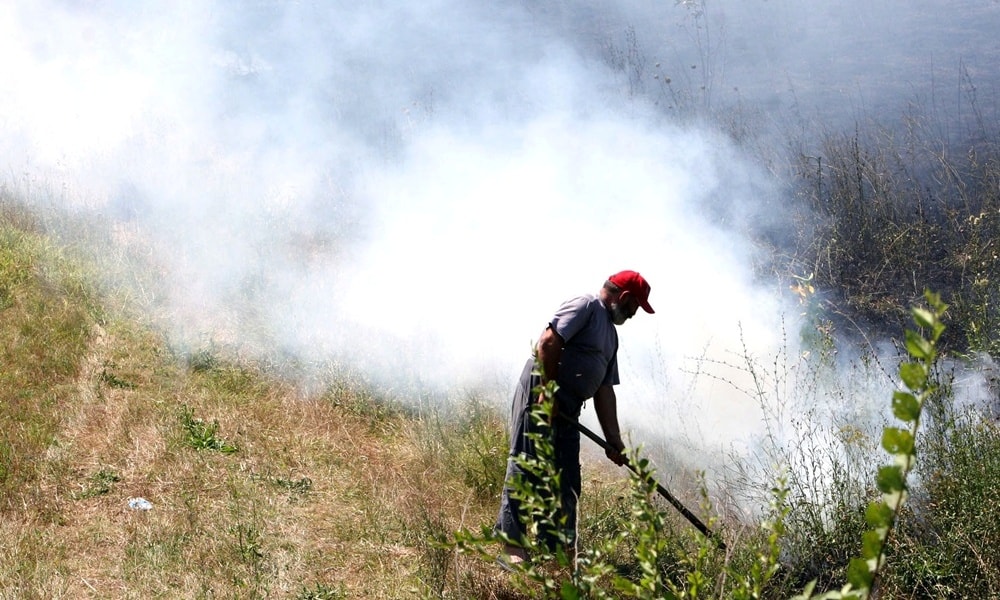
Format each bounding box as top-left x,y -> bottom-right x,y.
0,199 -> 535,598
7,193 -> 1000,599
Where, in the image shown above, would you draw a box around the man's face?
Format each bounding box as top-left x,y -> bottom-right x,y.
609,294 -> 640,325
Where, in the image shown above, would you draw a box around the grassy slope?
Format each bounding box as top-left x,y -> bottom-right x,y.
17,190 -> 1000,599
0,202 -> 535,598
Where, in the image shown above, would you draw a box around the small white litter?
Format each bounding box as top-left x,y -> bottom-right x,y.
128,497 -> 153,511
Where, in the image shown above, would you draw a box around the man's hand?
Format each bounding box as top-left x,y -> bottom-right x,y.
605,439 -> 626,466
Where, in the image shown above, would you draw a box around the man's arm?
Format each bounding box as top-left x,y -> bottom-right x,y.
533,326 -> 565,418
535,325 -> 564,385
593,385 -> 626,465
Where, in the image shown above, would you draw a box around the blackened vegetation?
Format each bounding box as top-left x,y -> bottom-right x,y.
784,117 -> 1000,358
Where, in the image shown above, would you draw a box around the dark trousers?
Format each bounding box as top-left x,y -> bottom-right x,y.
495,359 -> 582,550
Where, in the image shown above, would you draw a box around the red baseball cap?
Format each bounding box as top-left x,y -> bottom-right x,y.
609,270 -> 654,314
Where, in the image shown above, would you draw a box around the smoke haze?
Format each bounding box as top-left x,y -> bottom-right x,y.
3,1 -> 999,472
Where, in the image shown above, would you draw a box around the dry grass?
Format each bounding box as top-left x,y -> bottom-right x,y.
0,314 -> 494,598
0,199 -> 523,598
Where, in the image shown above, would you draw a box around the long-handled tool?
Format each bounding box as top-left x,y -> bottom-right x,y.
567,418 -> 726,551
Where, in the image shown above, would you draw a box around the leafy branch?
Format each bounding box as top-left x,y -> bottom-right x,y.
794,290 -> 948,600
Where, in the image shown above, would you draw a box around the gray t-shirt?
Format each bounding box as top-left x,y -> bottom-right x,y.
549,293 -> 620,402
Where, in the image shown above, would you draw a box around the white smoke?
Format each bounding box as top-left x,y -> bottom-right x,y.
2,0 -> 997,482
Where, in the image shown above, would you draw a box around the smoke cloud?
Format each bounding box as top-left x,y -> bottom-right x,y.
3,1 -> 998,477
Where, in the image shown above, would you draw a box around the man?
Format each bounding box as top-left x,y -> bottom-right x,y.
495,270 -> 654,566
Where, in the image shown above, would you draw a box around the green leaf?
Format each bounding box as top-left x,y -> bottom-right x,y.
905,329 -> 932,359
865,501 -> 893,527
891,391 -> 921,422
899,362 -> 927,391
882,428 -> 914,455
846,557 -> 874,590
877,465 -> 905,493
860,529 -> 884,559
560,581 -> 580,599
912,307 -> 936,330
923,289 -> 942,306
